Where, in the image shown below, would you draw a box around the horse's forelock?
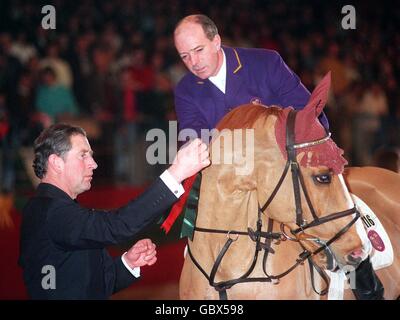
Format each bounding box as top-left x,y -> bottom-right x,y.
275,107 -> 347,174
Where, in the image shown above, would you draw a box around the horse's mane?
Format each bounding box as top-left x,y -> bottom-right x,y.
161,104 -> 282,234
216,104 -> 282,130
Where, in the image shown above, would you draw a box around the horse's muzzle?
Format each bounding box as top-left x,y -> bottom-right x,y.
347,247 -> 368,265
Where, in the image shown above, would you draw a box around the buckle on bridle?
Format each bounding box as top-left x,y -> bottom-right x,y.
280,223 -> 298,241
227,230 -> 239,241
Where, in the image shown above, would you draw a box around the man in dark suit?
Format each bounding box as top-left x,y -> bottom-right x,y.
173,14 -> 384,300
18,123 -> 209,299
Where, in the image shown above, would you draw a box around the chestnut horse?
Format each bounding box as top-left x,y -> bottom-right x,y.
343,166 -> 400,299
179,74 -> 400,299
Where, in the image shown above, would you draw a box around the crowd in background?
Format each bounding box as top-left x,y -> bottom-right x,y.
1,0 -> 399,196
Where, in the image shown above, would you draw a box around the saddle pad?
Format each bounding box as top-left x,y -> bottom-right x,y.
351,193 -> 394,271
327,193 -> 394,300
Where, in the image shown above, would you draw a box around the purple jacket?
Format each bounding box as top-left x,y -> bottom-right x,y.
174,46 -> 328,137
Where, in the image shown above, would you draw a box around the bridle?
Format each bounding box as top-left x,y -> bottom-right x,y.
187,108 -> 360,299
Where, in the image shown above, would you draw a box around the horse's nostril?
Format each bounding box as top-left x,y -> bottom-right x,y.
347,253 -> 362,266
350,248 -> 364,259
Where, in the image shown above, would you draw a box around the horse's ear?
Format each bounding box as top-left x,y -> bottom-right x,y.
301,71 -> 331,118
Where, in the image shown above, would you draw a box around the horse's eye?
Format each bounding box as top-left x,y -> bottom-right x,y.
313,173 -> 332,184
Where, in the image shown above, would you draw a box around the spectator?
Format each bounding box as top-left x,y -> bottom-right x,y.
35,67 -> 79,124
39,42 -> 73,88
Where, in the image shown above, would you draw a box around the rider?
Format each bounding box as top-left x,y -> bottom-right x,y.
172,14 -> 384,300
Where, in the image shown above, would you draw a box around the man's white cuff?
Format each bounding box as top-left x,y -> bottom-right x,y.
121,252 -> 140,278
160,170 -> 185,198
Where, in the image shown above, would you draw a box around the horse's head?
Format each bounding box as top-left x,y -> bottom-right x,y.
213,73 -> 365,272
263,73 -> 364,270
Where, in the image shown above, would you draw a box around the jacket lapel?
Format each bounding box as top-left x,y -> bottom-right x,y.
224,47 -> 244,106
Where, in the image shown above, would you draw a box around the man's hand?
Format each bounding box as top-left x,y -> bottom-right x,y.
168,138 -> 210,183
124,238 -> 157,268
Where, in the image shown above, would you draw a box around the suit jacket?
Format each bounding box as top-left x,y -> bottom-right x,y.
19,179 -> 177,299
175,46 -> 328,137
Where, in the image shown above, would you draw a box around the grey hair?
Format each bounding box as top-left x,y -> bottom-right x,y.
33,123 -> 86,179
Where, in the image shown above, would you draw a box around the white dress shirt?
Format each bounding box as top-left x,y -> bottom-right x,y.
121,169 -> 185,277
208,49 -> 227,94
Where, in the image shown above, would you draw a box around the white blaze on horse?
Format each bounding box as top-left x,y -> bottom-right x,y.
177,73 -> 389,300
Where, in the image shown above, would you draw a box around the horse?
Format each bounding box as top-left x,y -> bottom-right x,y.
343,166 -> 400,299
179,73 -> 373,299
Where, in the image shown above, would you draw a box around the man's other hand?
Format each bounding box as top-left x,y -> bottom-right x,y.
124,238 -> 157,268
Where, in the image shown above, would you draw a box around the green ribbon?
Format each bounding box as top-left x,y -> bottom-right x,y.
180,173 -> 202,240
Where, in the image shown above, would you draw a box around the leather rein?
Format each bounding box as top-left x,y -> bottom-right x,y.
187,108 -> 360,299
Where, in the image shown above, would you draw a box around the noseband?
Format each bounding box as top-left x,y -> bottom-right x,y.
187,109 -> 360,299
